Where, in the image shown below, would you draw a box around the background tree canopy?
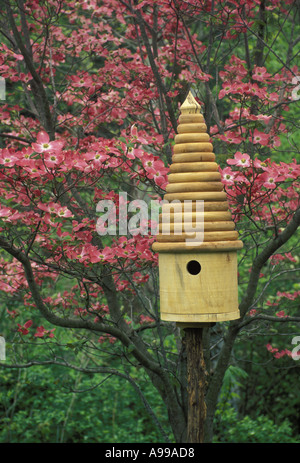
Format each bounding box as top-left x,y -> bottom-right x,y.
0,0 -> 299,443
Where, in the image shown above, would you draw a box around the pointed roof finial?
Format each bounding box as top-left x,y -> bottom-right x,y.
180,91 -> 201,114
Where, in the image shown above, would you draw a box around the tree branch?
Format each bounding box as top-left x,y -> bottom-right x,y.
0,235 -> 168,378
133,7 -> 178,134
239,206 -> 300,318
0,133 -> 32,144
177,7 -> 224,134
238,313 -> 300,330
5,0 -> 54,138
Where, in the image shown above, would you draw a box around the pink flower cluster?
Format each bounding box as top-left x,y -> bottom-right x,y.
17,320 -> 55,338
220,151 -> 298,190
266,343 -> 298,360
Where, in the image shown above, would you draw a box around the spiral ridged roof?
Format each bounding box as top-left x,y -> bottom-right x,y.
152,92 -> 243,253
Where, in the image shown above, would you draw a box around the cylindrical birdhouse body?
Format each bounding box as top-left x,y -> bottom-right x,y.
152,92 -> 243,326
158,251 -> 239,324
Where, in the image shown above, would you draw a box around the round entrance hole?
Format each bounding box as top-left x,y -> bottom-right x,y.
186,260 -> 201,275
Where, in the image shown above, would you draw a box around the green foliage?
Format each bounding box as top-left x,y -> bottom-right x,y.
237,337 -> 300,436
0,365 -> 172,443
214,406 -> 299,443
214,354 -> 300,443
214,364 -> 300,443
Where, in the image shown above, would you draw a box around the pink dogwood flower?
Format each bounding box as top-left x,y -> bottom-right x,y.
227,152 -> 251,168
32,131 -> 64,153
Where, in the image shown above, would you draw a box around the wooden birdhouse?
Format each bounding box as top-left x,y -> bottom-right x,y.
152,92 -> 243,326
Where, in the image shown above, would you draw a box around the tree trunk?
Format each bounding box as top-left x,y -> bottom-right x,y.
185,327 -> 208,443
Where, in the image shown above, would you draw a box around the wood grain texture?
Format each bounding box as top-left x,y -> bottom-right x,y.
163,191 -> 227,202
174,132 -> 210,144
179,114 -> 204,123
158,252 -> 240,322
159,221 -> 235,233
152,240 -> 243,252
166,181 -> 224,193
185,328 -> 208,443
172,152 -> 215,163
159,210 -> 232,222
169,162 -> 218,173
156,231 -> 239,242
168,172 -> 221,183
173,142 -> 213,154
161,201 -> 229,212
177,123 -> 207,133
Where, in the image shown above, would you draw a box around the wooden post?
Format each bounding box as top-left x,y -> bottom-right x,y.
185,327 -> 208,443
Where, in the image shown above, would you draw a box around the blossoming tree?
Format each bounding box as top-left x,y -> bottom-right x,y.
0,0 -> 299,442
